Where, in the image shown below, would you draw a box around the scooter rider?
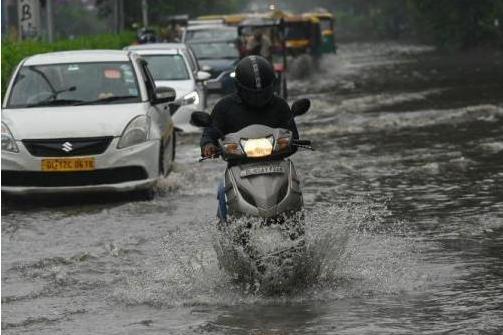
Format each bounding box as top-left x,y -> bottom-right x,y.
201,55 -> 298,157
200,55 -> 299,220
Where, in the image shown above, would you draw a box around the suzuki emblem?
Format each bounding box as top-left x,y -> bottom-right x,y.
62,142 -> 73,152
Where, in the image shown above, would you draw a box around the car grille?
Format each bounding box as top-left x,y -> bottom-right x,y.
2,167 -> 148,187
22,137 -> 113,157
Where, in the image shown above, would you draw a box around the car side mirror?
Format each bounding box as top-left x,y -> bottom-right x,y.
291,98 -> 310,117
190,111 -> 212,127
196,71 -> 211,82
153,86 -> 176,104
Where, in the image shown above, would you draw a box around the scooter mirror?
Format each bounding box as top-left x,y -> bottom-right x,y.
291,98 -> 311,117
190,111 -> 212,128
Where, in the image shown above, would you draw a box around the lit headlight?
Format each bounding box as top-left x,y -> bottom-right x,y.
117,115 -> 150,149
1,122 -> 19,153
240,137 -> 274,158
181,91 -> 200,106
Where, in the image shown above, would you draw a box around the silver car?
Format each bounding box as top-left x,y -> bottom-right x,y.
125,43 -> 211,133
1,50 -> 177,196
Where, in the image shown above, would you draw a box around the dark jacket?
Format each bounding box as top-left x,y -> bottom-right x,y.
200,93 -> 299,148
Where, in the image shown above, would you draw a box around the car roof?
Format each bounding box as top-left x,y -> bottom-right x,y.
130,49 -> 182,56
188,39 -> 237,45
186,24 -> 235,31
23,50 -> 131,66
125,43 -> 187,51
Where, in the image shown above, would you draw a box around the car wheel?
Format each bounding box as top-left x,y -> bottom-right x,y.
135,188 -> 155,201
160,132 -> 176,177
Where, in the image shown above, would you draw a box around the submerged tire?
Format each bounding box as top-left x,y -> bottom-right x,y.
134,188 -> 155,201
159,132 -> 176,177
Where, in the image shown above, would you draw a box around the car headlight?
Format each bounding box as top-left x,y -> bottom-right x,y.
1,122 -> 19,153
117,115 -> 150,149
181,91 -> 200,106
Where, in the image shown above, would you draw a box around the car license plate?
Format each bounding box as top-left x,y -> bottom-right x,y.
41,158 -> 95,172
240,165 -> 285,177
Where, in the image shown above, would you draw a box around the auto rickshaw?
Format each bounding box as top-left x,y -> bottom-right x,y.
237,16 -> 288,98
283,15 -> 321,58
303,11 -> 336,54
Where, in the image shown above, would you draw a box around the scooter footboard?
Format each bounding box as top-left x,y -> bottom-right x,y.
225,159 -> 303,218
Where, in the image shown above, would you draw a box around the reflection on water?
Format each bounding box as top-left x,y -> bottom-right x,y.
2,42 -> 503,334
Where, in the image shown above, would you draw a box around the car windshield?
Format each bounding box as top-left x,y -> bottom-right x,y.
142,54 -> 190,80
7,62 -> 140,108
185,28 -> 237,42
190,42 -> 239,59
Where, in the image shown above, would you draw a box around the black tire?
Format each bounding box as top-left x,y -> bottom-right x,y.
159,142 -> 165,177
159,132 -> 176,177
135,188 -> 155,201
170,131 -> 176,162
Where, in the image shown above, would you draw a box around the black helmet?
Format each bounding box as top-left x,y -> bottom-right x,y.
137,28 -> 158,44
235,55 -> 275,108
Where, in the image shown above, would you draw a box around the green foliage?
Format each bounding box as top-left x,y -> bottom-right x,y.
96,0 -> 246,29
1,32 -> 135,99
409,0 -> 503,48
53,0 -> 109,39
334,0 -> 503,48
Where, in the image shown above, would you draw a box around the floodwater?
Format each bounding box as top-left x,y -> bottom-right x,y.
2,42 -> 503,334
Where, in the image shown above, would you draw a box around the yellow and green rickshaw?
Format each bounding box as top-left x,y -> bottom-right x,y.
283,14 -> 322,60
303,11 -> 336,54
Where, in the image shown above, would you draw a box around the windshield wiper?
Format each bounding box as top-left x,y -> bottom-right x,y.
36,86 -> 77,105
26,99 -> 84,107
74,95 -> 138,106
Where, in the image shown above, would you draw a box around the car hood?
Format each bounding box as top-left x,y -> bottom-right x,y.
155,80 -> 195,100
3,103 -> 150,140
199,59 -> 237,72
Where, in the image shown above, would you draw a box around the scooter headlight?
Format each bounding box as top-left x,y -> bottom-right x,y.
1,122 -> 19,153
240,136 -> 274,158
117,115 -> 150,149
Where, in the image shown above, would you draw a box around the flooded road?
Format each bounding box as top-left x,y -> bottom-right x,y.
2,42 -> 503,334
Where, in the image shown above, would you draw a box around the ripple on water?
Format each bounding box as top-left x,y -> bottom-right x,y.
112,198 -> 441,308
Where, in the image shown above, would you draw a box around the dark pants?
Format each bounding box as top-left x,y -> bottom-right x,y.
217,181 -> 227,221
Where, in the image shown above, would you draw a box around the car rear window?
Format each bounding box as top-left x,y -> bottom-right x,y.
185,28 -> 237,42
142,54 -> 190,81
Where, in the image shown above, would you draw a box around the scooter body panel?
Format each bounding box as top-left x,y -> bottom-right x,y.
225,159 -> 303,218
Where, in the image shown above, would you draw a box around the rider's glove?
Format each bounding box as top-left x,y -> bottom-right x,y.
202,143 -> 218,158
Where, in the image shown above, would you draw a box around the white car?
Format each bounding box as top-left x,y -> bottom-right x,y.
1,50 -> 177,196
182,24 -> 238,43
125,43 -> 211,133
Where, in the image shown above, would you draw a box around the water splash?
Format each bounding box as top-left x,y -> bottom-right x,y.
113,197 -> 427,306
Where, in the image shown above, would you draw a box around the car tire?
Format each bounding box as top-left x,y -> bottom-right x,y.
135,188 -> 155,201
160,132 -> 176,177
